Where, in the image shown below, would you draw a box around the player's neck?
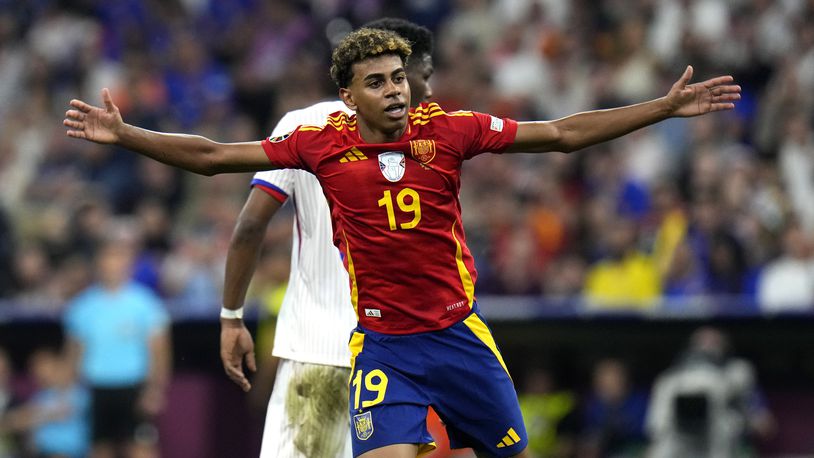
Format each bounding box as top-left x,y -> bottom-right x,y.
356,118 -> 405,144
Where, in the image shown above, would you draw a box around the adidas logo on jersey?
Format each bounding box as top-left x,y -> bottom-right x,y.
364,308 -> 381,318
339,147 -> 368,163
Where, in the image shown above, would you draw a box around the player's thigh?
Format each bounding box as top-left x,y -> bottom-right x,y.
259,359 -> 294,457
348,331 -> 434,457
261,359 -> 352,458
358,443 -> 419,458
428,313 -> 527,456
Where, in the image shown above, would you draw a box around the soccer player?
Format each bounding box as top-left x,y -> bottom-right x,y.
220,18 -> 434,458
63,28 -> 740,458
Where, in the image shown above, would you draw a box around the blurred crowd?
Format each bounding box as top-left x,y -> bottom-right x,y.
2,0 -> 814,315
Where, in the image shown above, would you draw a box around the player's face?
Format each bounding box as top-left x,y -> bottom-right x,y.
341,54 -> 410,140
406,53 -> 434,107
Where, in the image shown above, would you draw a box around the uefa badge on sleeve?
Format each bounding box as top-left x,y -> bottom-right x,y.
353,411 -> 374,440
269,132 -> 292,143
378,152 -> 405,182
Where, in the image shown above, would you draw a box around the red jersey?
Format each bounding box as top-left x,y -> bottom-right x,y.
261,103 -> 518,334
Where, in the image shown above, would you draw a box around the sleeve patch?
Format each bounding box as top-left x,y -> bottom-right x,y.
269,132 -> 292,143
489,116 -> 504,132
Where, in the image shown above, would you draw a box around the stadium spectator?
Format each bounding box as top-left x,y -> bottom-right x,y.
1,347 -> 90,458
64,235 -> 171,458
579,358 -> 648,458
583,216 -> 662,309
778,111 -> 814,234
646,327 -> 775,458
518,366 -> 579,458
757,222 -> 814,312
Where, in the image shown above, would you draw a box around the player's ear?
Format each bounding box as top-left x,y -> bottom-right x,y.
339,88 -> 357,111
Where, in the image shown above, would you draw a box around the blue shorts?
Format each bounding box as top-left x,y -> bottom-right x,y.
347,306 -> 527,457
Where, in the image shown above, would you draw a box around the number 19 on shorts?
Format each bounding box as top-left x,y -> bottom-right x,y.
351,369 -> 389,410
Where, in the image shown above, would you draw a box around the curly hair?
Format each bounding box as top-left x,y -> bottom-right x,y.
363,18 -> 433,60
330,28 -> 412,89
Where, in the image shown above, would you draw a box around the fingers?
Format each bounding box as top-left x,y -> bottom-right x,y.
703,75 -> 735,88
69,99 -> 93,113
245,351 -> 257,373
101,88 -> 116,112
710,102 -> 736,112
64,108 -> 86,138
65,109 -> 85,121
677,65 -> 693,87
224,360 -> 252,392
713,93 -> 741,103
713,84 -> 741,95
63,118 -> 83,129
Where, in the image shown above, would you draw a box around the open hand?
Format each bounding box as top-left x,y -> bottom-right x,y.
63,88 -> 123,143
220,319 -> 257,392
666,66 -> 741,117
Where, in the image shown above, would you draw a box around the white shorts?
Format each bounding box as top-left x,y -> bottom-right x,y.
259,359 -> 352,458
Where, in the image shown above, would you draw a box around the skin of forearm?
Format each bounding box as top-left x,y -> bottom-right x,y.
115,124 -> 267,175
513,97 -> 673,153
223,219 -> 267,310
223,192 -> 281,310
116,124 -> 221,175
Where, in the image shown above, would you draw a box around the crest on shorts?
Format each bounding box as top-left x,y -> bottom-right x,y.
410,139 -> 436,164
353,411 -> 374,441
378,152 -> 405,182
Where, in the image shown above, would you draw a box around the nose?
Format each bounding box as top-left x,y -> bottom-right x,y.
384,79 -> 400,97
424,83 -> 433,101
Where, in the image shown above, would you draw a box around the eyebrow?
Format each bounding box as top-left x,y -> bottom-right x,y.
363,67 -> 406,82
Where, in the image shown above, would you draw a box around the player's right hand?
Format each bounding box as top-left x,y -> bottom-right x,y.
220,319 -> 257,392
64,88 -> 123,144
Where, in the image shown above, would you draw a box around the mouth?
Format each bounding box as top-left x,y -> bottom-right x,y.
384,102 -> 406,119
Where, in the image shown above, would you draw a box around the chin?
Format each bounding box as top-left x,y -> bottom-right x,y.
382,118 -> 407,133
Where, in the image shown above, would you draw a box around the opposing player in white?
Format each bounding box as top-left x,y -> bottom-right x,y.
218,19 -> 435,458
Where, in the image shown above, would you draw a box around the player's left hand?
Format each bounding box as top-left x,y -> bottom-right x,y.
220,319 -> 257,392
665,65 -> 741,117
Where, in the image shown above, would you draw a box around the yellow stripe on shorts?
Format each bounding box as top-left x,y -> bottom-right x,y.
348,332 -> 365,384
462,313 -> 510,377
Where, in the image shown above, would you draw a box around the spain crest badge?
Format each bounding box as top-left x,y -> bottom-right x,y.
409,139 -> 436,164
353,411 -> 374,441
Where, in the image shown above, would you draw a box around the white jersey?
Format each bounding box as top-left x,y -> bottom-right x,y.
253,100 -> 357,368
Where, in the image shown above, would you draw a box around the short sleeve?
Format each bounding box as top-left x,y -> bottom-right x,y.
457,112 -> 518,160
261,128 -> 306,170
252,111 -> 305,201
252,169 -> 295,203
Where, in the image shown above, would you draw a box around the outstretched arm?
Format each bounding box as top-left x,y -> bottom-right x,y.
507,66 -> 741,154
64,88 -> 272,175
220,188 -> 282,392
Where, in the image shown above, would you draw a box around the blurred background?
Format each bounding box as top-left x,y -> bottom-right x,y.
0,0 -> 813,457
